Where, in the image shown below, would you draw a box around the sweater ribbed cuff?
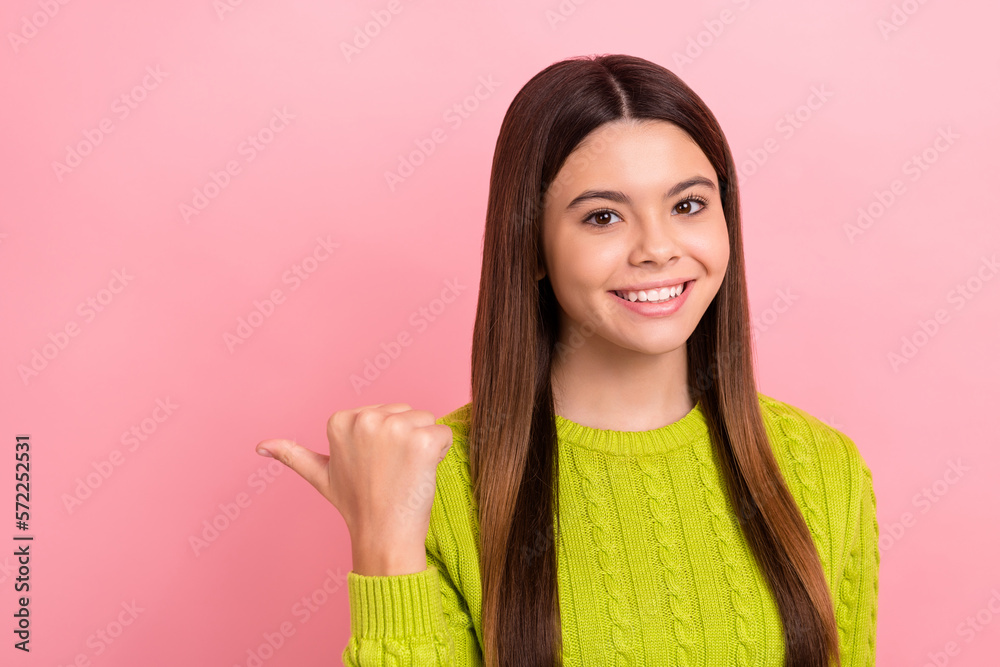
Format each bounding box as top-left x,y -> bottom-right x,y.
347,565 -> 446,639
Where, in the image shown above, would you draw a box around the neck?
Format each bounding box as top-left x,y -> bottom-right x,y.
550,335 -> 692,432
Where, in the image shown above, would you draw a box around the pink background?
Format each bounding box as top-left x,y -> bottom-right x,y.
2,1 -> 998,665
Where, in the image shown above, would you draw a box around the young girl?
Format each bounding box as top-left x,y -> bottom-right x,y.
256,53 -> 879,667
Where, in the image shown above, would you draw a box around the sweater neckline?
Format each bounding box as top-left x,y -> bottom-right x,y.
554,400 -> 707,456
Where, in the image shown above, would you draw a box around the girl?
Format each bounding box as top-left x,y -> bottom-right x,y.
256,53 -> 879,667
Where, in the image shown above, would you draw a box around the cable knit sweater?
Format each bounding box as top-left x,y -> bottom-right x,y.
341,392 -> 880,666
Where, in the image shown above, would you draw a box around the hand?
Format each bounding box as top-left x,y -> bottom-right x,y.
255,403 -> 453,558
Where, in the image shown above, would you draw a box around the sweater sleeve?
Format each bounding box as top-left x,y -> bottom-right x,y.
340,551 -> 483,666
834,435 -> 880,667
340,411 -> 483,666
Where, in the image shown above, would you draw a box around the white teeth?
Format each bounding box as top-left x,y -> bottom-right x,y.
615,283 -> 686,303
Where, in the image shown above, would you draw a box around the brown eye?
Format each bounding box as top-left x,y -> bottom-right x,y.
674,197 -> 706,215
583,209 -> 623,227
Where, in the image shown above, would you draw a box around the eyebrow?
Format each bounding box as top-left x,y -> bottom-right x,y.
564,176 -> 717,210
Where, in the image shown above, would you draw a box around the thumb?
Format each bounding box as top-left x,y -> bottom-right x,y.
256,439 -> 332,501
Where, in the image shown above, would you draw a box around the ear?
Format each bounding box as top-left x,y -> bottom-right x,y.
535,265 -> 546,281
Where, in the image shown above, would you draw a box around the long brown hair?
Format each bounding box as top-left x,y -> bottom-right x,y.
469,53 -> 839,667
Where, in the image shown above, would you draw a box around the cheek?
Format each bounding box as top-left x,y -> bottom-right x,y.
550,234 -> 615,284
710,225 -> 730,271
685,220 -> 729,271
546,240 -> 616,317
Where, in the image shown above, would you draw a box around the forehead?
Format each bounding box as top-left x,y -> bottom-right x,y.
554,120 -> 714,191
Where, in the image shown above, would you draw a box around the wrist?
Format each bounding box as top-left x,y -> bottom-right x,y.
350,535 -> 427,576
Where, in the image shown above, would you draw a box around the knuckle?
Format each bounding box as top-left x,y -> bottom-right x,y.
354,407 -> 382,432
410,427 -> 438,453
327,411 -> 347,439
383,411 -> 408,436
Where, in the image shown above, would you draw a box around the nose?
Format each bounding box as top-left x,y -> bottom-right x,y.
629,215 -> 681,266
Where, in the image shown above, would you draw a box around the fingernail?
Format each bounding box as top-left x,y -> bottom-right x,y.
256,448 -> 273,458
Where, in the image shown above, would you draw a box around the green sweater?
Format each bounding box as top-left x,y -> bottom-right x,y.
341,392 -> 879,666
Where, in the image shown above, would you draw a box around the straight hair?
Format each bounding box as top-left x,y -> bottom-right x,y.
468,53 -> 839,667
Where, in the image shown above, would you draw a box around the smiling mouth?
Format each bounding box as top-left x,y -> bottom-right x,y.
612,281 -> 690,303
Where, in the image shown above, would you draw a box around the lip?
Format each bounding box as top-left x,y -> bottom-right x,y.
609,280 -> 693,317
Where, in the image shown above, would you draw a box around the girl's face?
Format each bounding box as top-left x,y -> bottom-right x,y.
539,119 -> 730,359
